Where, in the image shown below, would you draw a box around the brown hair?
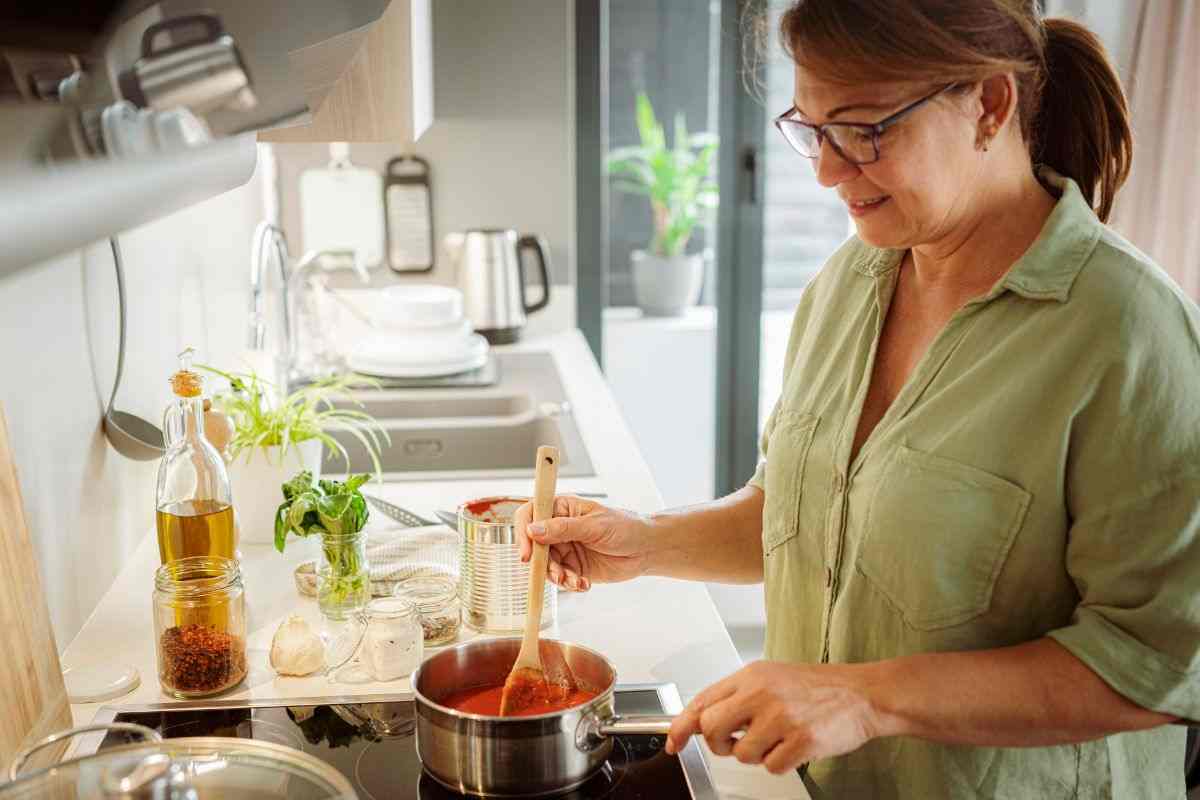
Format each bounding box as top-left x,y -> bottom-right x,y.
777,1 -> 1132,222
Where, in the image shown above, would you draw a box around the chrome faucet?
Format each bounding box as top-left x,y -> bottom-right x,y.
247,221 -> 290,351
247,221 -> 371,390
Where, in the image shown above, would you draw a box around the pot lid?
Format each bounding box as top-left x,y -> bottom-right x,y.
3,735 -> 357,799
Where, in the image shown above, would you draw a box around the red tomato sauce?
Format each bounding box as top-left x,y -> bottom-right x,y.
440,683 -> 600,717
464,498 -> 499,516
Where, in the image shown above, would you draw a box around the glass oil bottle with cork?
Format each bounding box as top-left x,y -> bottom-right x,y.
156,347 -> 236,564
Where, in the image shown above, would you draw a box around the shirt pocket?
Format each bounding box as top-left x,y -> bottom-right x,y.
762,411 -> 820,556
857,445 -> 1032,631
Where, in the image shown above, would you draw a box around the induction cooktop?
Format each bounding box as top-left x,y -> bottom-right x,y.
89,684 -> 716,800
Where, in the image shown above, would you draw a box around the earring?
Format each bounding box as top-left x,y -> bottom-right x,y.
977,125 -> 997,152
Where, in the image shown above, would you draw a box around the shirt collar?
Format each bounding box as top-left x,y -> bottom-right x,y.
851,168 -> 1102,303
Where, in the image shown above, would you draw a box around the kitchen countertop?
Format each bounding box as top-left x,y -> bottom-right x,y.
61,329 -> 808,799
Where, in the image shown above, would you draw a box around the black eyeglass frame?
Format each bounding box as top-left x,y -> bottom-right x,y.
773,83 -> 957,165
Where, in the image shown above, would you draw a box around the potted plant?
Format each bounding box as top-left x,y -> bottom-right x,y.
200,365 -> 388,546
606,91 -> 719,316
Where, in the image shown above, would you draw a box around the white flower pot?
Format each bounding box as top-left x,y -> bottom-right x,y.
228,439 -> 324,545
631,250 -> 704,317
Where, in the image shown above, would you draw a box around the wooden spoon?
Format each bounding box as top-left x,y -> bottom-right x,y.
499,445 -> 561,716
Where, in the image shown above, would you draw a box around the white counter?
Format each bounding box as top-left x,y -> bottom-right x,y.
62,329 -> 807,799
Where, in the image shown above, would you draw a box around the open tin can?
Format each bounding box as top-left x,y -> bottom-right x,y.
457,496 -> 556,633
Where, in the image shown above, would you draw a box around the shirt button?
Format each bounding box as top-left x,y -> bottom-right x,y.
832,473 -> 845,493
824,566 -> 833,587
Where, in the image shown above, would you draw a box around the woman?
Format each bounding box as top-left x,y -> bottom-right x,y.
519,1 -> 1200,797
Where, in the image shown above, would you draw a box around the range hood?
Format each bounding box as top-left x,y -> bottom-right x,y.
0,1 -> 396,276
0,0 -> 393,161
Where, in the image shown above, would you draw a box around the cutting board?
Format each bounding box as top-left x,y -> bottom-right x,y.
299,145 -> 385,269
0,402 -> 71,770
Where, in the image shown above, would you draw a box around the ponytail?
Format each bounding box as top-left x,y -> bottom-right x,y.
1035,18 -> 1132,222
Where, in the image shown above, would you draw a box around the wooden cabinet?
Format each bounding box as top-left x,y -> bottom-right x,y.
258,0 -> 433,145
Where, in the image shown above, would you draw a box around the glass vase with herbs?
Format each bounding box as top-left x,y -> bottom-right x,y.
276,470 -> 373,620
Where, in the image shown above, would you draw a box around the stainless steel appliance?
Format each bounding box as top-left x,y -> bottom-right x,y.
445,229 -> 551,344
87,683 -> 715,799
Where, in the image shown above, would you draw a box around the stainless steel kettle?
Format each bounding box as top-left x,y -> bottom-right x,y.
444,229 -> 551,344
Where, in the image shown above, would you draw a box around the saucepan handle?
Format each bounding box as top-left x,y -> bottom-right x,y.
576,713 -> 674,752
597,714 -> 675,736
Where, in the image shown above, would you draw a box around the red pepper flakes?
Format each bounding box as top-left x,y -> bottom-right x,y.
159,624 -> 247,695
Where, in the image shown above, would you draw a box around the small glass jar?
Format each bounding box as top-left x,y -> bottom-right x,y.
327,597 -> 424,683
153,556 -> 246,699
317,530 -> 371,621
394,575 -> 461,646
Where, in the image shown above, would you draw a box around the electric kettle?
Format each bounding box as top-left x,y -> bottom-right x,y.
444,229 -> 551,343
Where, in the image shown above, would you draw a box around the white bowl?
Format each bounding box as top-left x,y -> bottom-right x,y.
372,285 -> 464,330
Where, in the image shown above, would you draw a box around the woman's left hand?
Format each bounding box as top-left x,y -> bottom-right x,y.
664,660 -> 884,774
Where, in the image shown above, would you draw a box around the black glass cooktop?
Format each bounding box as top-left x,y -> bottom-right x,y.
94,686 -> 716,800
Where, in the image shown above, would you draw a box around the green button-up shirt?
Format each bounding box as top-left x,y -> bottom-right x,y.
750,171 -> 1200,798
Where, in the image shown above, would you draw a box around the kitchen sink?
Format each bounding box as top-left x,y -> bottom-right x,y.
324,352 -> 595,480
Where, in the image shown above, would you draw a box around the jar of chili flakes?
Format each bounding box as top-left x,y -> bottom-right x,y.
153,556 -> 247,698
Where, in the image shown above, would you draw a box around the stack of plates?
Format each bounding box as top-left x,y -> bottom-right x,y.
348,286 -> 490,378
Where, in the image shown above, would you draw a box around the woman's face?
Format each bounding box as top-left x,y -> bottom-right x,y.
791,66 -> 986,250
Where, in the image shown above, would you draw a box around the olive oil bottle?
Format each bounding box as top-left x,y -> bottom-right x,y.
156,500 -> 236,563
156,349 -> 236,564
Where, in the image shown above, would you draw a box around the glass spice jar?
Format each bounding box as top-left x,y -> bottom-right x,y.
153,556 -> 247,699
394,575 -> 461,646
327,597 -> 424,683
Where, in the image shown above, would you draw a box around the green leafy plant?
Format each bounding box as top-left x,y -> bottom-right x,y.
199,365 -> 389,477
605,91 -> 719,258
275,470 -> 372,614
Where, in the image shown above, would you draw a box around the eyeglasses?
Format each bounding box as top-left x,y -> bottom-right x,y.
773,84 -> 956,166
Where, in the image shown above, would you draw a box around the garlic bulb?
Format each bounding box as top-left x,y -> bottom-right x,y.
270,615 -> 325,676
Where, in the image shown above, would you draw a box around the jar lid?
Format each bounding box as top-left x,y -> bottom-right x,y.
394,574 -> 457,613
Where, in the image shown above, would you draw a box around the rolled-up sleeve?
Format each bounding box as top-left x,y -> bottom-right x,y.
1047,471 -> 1200,717
1047,287 -> 1200,719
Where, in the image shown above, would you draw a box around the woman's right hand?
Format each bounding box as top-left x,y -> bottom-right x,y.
515,496 -> 652,592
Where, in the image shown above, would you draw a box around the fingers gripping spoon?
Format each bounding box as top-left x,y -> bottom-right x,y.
499,445 -> 564,716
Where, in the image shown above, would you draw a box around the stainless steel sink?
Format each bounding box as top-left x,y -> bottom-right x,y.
324,352 -> 595,480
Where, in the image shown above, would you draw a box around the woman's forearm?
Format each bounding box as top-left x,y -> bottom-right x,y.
642,485 -> 765,583
866,637 -> 1175,747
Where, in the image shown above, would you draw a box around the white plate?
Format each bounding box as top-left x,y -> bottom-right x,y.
350,333 -> 489,377
352,326 -> 481,367
349,347 -> 490,378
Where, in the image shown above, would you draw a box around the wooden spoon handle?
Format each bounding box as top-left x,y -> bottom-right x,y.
522,445 -> 559,659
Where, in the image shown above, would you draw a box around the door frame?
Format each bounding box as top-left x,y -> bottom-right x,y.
714,0 -> 767,496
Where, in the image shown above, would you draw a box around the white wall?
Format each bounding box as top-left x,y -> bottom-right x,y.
0,167 -> 265,646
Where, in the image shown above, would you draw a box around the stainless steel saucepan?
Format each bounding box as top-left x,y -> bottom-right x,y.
412,638 -> 674,797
